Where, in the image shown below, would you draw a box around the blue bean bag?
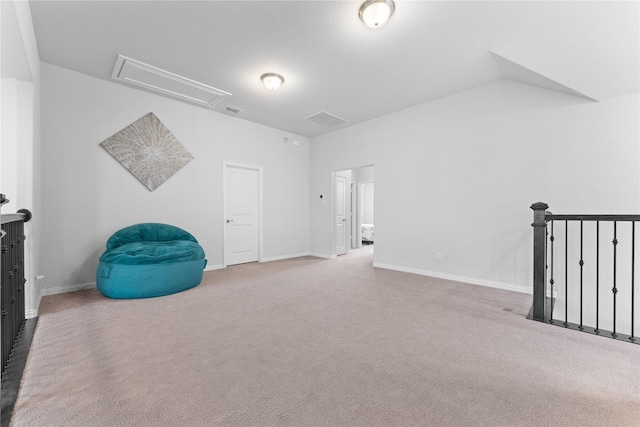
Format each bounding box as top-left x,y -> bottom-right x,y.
96,223 -> 207,299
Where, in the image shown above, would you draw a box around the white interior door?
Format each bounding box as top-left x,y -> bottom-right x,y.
224,164 -> 259,266
335,175 -> 346,255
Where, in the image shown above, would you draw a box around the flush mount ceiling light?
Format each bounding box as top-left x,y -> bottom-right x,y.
260,73 -> 284,90
359,0 -> 395,29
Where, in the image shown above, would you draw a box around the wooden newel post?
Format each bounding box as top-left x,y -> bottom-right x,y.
531,202 -> 549,321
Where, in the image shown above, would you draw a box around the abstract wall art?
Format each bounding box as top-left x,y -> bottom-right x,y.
99,113 -> 193,191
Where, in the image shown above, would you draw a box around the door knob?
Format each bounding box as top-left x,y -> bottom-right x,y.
226,219 -> 234,223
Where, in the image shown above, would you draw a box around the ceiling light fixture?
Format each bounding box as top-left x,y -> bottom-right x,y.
261,73 -> 284,90
359,0 -> 395,29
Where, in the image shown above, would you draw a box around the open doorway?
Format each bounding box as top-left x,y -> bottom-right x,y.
334,165 -> 374,256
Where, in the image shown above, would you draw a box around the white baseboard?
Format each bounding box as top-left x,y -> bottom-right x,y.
261,252 -> 310,263
27,282 -> 97,318
309,252 -> 337,259
372,262 -> 531,294
42,281 -> 97,296
206,253 -> 312,270
204,264 -> 225,272
27,289 -> 43,319
42,282 -> 97,296
25,306 -> 39,319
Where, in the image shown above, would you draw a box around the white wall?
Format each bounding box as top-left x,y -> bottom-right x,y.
353,165 -> 373,183
1,80 -> 19,206
1,79 -> 35,218
39,63 -> 309,301
310,81 -> 640,293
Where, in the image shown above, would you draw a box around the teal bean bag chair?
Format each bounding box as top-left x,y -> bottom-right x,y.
96,223 -> 207,299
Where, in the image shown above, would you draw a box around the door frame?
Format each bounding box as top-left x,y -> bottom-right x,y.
331,165 -> 374,257
223,161 -> 264,267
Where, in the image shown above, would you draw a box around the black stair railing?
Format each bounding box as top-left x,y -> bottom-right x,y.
1,194 -> 33,377
531,202 -> 639,344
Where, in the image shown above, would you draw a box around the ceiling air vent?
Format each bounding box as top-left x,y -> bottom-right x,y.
225,105 -> 243,114
111,55 -> 231,108
305,111 -> 348,127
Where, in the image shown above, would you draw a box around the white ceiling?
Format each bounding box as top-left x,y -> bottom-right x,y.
28,0 -> 639,137
2,1 -> 33,81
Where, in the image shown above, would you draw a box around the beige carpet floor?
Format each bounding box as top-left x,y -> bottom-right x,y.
11,247 -> 640,426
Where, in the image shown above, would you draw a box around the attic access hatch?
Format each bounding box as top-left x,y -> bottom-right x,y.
111,55 -> 231,108
306,111 -> 348,127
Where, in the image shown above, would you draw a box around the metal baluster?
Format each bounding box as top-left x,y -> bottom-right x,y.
528,204 -> 640,345
550,220 -> 555,321
579,220 -> 584,330
565,220 -> 569,327
595,221 -> 600,334
612,221 -> 618,338
631,221 -> 635,342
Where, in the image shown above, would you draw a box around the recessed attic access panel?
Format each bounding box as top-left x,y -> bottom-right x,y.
111,55 -> 231,108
